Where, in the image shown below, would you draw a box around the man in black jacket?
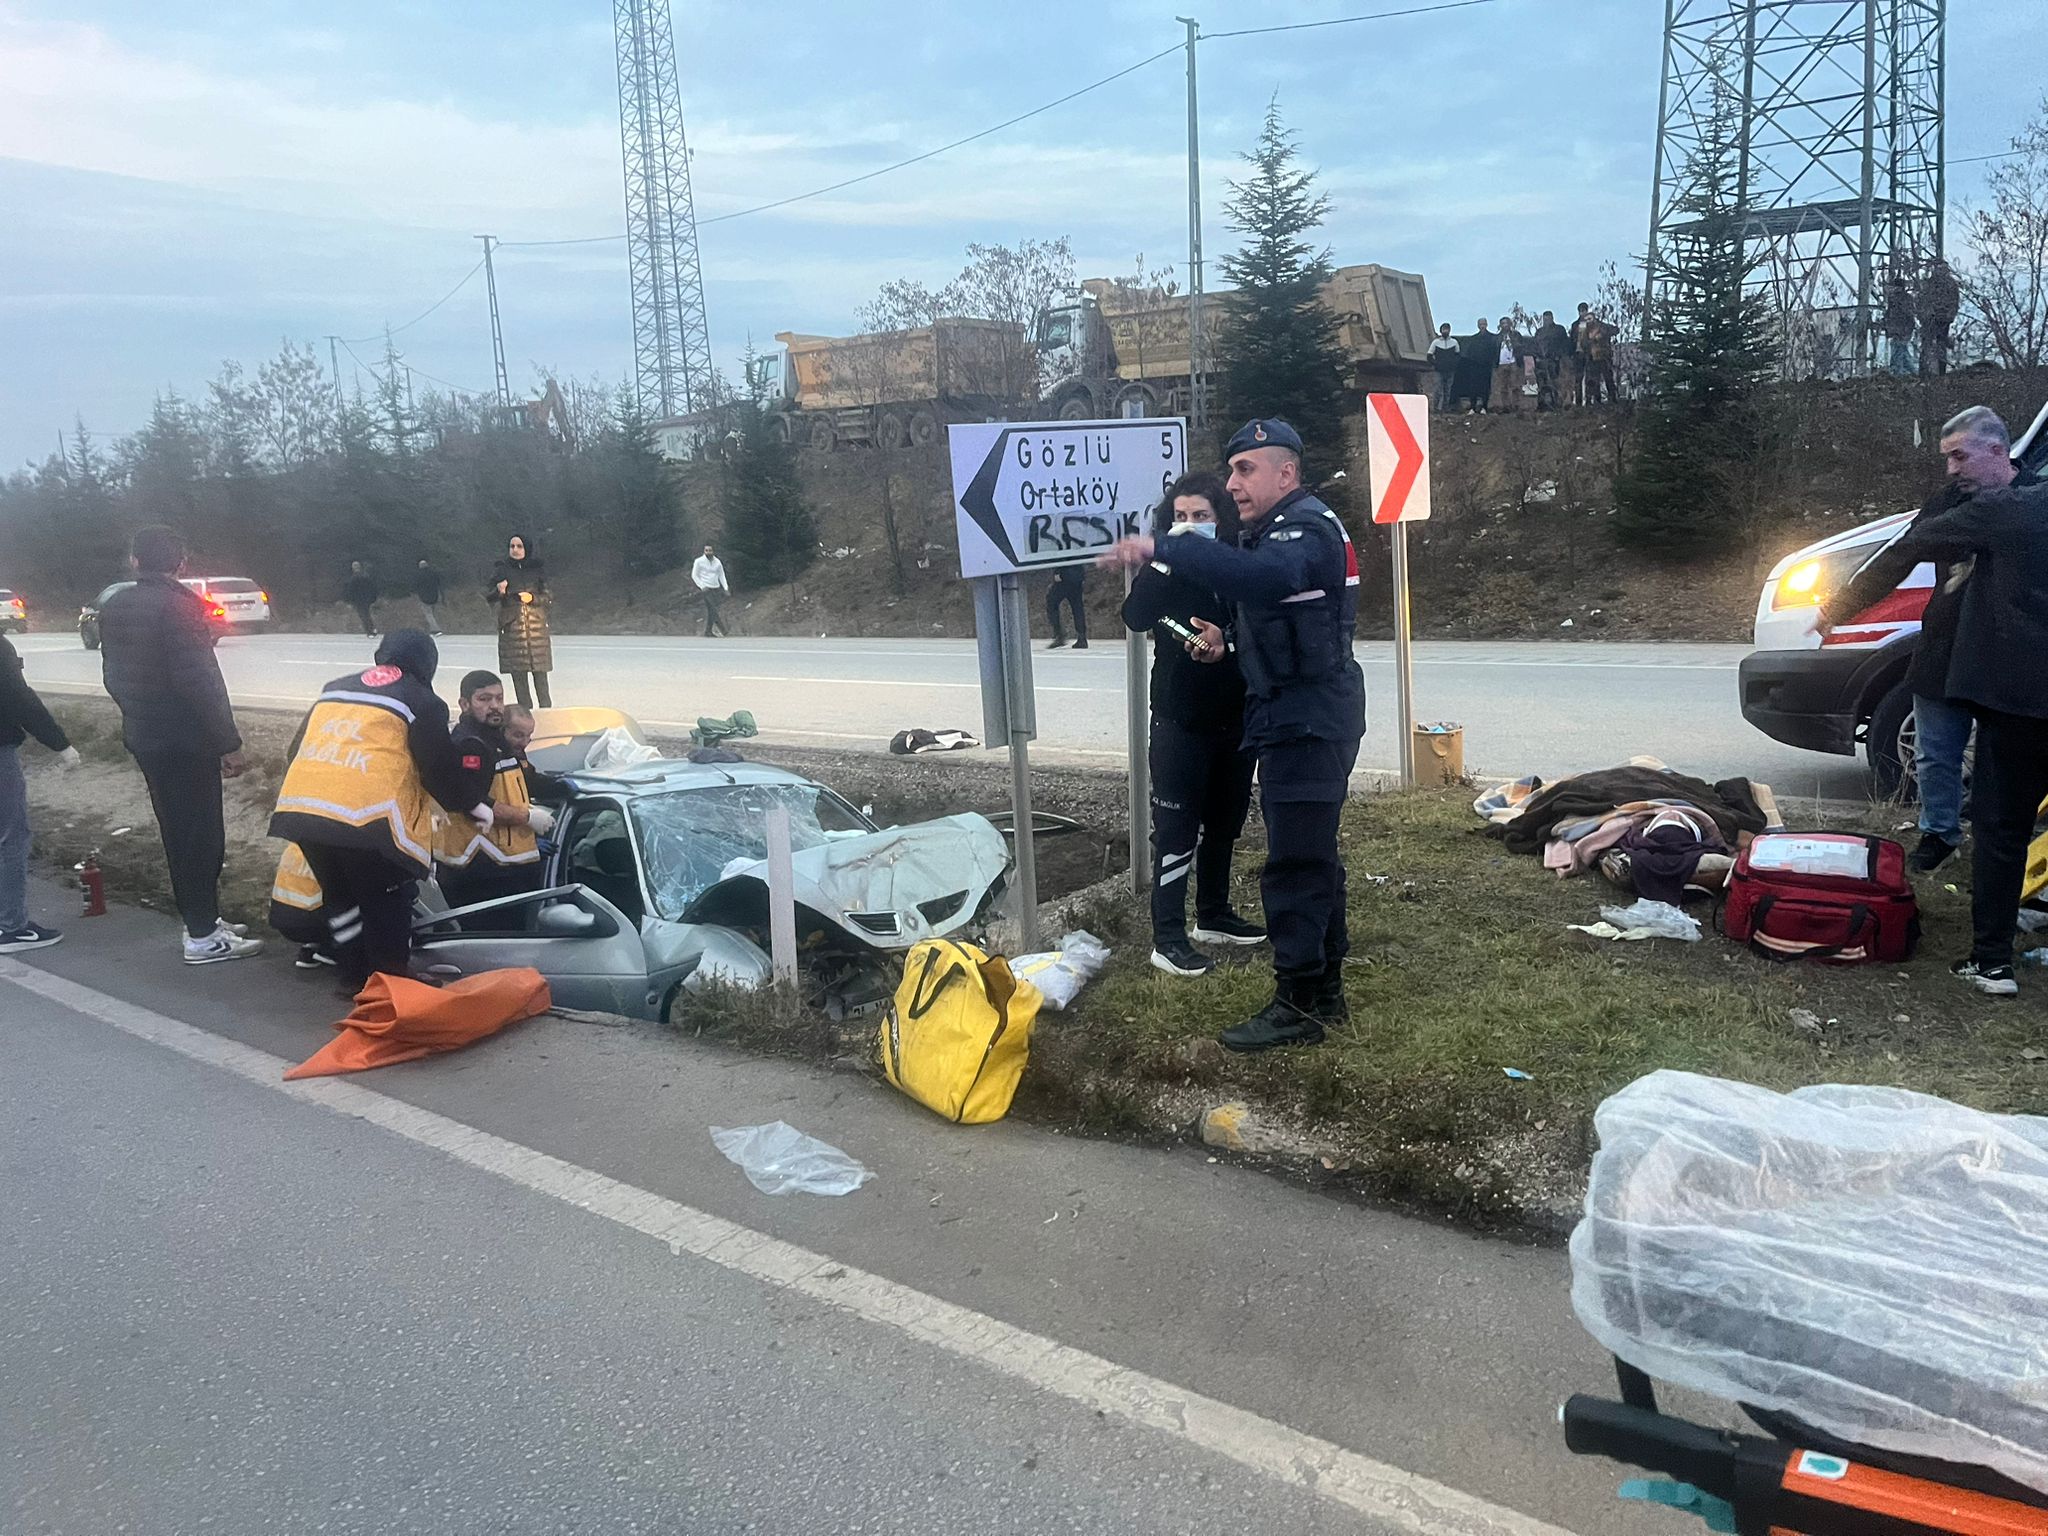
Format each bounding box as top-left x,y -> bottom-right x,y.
99,526 -> 262,965
343,561 -> 379,637
0,634 -> 81,951
1819,412 -> 2048,996
1820,406 -> 2025,874
1121,470 -> 1265,978
1045,566 -> 1088,650
413,559 -> 445,636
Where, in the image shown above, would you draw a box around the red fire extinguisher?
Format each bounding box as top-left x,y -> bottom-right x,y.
77,849 -> 106,917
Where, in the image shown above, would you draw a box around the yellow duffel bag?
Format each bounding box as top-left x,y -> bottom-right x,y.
881,939 -> 1042,1125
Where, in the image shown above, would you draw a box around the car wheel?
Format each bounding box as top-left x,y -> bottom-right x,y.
1867,682 -> 1915,801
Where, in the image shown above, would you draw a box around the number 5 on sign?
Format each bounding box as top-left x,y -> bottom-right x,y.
1366,393 -> 1430,524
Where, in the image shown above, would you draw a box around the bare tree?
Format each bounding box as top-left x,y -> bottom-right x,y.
1959,95 -> 2048,371
940,238 -> 1073,401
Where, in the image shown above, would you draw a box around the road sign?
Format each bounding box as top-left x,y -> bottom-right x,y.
1365,393 -> 1430,525
1366,393 -> 1432,784
949,418 -> 1186,579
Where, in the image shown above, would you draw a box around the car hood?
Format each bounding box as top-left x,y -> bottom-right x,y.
679,813 -> 1010,949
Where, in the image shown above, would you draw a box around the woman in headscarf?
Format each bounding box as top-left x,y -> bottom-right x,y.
487,534 -> 554,708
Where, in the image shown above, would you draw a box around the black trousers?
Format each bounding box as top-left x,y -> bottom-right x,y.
352,601 -> 376,636
1257,736 -> 1358,980
1967,709 -> 2048,968
437,861 -> 543,931
1149,718 -> 1255,942
300,843 -> 416,990
1046,584 -> 1086,643
508,671 -> 553,708
701,591 -> 729,637
134,751 -> 225,939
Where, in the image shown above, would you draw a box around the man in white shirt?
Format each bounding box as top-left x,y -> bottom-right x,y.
691,544 -> 731,637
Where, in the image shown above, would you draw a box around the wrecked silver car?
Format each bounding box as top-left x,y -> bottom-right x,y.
411,745 -> 1011,1021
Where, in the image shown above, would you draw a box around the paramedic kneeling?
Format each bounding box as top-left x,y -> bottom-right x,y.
271,630 -> 495,990
1100,418 -> 1366,1051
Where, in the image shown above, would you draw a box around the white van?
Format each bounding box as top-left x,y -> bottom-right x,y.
1739,399 -> 2048,794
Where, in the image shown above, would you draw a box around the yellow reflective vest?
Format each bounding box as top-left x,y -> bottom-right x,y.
269,665 -> 477,877
434,723 -> 538,869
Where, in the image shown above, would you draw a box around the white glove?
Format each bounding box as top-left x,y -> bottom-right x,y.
56,746 -> 81,770
469,802 -> 495,831
526,804 -> 556,836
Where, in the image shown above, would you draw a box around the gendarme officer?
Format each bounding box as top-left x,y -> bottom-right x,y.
1101,418 -> 1365,1051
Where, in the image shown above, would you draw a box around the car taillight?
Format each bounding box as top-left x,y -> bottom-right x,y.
259,591 -> 269,604
211,606 -> 227,620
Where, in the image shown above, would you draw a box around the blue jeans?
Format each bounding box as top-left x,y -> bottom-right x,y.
1913,693 -> 1973,845
0,744 -> 28,932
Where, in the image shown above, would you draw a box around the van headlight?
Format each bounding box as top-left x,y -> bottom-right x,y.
1771,549 -> 1864,611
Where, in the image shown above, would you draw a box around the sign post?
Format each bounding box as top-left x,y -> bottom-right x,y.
1365,393 -> 1431,788
951,417 -> 1186,920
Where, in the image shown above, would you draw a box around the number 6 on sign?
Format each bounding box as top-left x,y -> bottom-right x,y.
1366,393 -> 1431,525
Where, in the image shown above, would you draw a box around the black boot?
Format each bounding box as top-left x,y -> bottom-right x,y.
1219,975 -> 1326,1053
1314,966 -> 1349,1024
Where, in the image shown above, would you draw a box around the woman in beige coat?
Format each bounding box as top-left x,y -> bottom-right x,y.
487,533 -> 554,707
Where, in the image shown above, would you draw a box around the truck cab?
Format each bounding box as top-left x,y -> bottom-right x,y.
1739,398 -> 2048,795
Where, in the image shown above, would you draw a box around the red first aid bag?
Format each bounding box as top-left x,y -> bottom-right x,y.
1721,833 -> 1919,964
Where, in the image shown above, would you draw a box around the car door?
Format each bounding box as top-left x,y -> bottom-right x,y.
411,884 -> 655,1018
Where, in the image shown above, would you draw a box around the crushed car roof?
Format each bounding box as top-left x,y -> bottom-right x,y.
555,758 -> 816,797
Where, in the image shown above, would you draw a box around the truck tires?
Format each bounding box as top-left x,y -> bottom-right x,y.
908,409 -> 938,446
1112,383 -> 1157,418
808,416 -> 837,452
877,411 -> 908,450
1055,392 -> 1094,420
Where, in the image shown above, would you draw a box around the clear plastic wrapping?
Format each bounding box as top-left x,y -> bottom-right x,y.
1570,1070 -> 2048,1493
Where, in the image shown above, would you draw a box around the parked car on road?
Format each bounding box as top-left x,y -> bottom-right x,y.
411,712 -> 1013,1021
1740,399 -> 2048,795
0,589 -> 26,634
80,579 -> 233,649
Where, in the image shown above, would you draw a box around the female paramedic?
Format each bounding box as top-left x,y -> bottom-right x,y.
1121,470 -> 1267,977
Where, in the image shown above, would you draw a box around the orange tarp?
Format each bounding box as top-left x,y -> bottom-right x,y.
284,968 -> 551,1080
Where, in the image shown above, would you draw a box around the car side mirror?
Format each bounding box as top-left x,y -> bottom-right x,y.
536,903 -> 599,937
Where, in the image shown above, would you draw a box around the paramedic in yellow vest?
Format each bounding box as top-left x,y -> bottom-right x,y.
268,841 -> 337,971
435,670 -> 558,917
270,630 -> 492,990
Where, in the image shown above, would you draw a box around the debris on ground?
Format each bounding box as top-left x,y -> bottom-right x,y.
1010,930 -> 1111,1011
710,1121 -> 872,1195
1787,1009 -> 1824,1036
1569,899 -> 1703,943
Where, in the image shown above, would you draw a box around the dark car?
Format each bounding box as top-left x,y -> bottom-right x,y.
0,589 -> 26,635
77,581 -> 133,650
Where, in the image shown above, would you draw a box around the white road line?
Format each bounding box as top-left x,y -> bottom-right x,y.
731,674 -> 1101,694
1,958 -> 1573,1536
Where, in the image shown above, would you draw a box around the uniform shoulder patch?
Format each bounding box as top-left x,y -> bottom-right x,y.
462,754 -> 484,770
1269,528 -> 1306,541
360,665 -> 401,687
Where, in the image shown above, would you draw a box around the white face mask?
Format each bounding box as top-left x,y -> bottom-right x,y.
1167,521 -> 1218,540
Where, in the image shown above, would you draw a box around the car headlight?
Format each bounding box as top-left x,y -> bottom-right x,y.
1771,547 -> 1866,611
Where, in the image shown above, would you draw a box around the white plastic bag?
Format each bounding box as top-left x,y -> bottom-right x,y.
1599,898 -> 1701,941
709,1122 -> 872,1196
585,726 -> 663,772
1008,929 -> 1112,1011
1572,1071 -> 2048,1494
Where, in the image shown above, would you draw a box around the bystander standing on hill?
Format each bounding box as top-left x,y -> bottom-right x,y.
342,561 -> 379,637
0,632 -> 81,951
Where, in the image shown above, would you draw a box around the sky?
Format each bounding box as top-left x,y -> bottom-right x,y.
0,0 -> 2039,471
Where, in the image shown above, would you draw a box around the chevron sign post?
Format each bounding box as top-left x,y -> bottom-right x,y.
1366,394 -> 1431,785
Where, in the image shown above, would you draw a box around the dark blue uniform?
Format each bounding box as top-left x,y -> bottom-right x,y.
1150,484 -> 1366,985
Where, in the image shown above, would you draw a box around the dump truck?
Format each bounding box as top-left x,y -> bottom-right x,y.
754,319 -> 1032,451
1035,264 -> 1436,420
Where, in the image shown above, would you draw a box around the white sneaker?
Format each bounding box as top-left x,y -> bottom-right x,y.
183,930 -> 264,965
212,920 -> 251,938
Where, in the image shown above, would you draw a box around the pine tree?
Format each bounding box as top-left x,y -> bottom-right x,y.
721,383 -> 816,588
1615,84 -> 1778,558
606,393 -> 686,577
1213,100 -> 1348,459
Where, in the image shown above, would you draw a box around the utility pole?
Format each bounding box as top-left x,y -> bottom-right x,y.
1178,16 -> 1206,439
327,336 -> 343,407
477,234 -> 512,408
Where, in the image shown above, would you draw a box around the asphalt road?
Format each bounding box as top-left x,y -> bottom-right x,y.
16,629 -> 1870,801
3,878 -> 1667,1536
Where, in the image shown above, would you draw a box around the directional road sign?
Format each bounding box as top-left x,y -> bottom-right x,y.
1366,393 -> 1430,525
949,418 -> 1187,579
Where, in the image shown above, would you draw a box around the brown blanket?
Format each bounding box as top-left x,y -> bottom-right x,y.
1495,765 -> 1770,857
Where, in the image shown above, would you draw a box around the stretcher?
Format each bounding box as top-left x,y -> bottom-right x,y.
1562,1071 -> 2048,1534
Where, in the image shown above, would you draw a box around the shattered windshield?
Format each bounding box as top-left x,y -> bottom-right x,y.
632,782 -> 872,920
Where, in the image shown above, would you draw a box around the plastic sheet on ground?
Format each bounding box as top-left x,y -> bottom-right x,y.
710,1121 -> 872,1196
1009,930 -> 1111,1011
1567,898 -> 1702,942
1571,1070 -> 2048,1494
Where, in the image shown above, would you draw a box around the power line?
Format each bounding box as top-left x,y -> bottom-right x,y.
1202,0 -> 1500,40
337,258 -> 486,344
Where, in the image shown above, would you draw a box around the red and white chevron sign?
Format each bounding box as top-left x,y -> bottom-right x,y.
1366,393 -> 1431,525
